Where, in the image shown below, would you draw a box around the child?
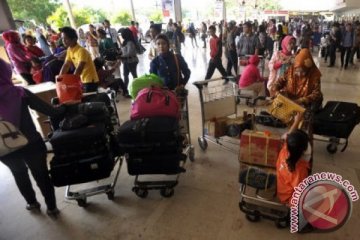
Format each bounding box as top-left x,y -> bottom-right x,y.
93,57 -> 128,98
238,55 -> 265,97
276,112 -> 311,205
24,35 -> 44,58
30,57 -> 43,84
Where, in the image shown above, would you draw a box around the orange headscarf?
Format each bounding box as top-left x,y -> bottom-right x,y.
293,48 -> 321,79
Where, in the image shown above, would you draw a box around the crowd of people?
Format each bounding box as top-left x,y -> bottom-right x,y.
1,15 -> 360,221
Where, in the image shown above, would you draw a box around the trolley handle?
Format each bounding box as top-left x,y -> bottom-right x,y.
193,76 -> 236,88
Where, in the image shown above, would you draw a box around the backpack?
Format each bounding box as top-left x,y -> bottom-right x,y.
178,32 -> 185,43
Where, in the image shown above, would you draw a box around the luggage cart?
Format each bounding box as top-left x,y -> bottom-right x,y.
131,90 -> 195,198
193,77 -> 243,154
239,171 -> 290,228
238,113 -> 313,228
49,90 -> 124,207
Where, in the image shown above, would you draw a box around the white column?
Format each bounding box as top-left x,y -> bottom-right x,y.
130,0 -> 136,21
63,0 -> 76,28
173,0 -> 182,23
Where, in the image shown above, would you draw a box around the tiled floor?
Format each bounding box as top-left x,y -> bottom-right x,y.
1,40 -> 360,240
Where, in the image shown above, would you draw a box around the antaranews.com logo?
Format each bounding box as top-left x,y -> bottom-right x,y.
290,172 -> 359,233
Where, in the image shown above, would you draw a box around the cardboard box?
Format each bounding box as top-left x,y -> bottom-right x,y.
239,130 -> 282,168
205,117 -> 228,138
26,82 -> 57,138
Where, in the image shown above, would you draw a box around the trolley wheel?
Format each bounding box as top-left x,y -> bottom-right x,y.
107,190 -> 115,200
198,137 -> 208,151
77,198 -> 87,207
326,143 -> 338,154
133,187 -> 148,198
275,219 -> 289,229
246,213 -> 260,222
189,146 -> 195,162
160,188 -> 174,198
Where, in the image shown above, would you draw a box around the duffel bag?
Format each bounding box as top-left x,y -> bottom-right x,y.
313,101 -> 360,138
131,87 -> 179,120
115,117 -> 182,154
128,73 -> 164,99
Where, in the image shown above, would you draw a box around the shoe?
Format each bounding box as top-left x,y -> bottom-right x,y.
344,65 -> 348,70
26,201 -> 41,211
327,65 -> 334,68
46,208 -> 60,218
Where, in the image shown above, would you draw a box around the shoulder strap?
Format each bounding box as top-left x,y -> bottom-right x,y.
173,54 -> 180,86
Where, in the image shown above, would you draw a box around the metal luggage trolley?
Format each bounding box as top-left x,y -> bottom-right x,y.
238,112 -> 313,228
238,168 -> 290,228
49,90 -> 124,207
131,89 -> 195,198
237,55 -> 267,106
193,77 -> 241,153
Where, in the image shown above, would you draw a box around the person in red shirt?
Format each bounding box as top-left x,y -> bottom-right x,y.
205,25 -> 227,80
238,55 -> 265,97
30,57 -> 43,84
129,21 -> 139,41
24,35 -> 44,58
276,112 -> 311,205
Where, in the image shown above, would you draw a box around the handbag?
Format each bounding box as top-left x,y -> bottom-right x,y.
268,94 -> 305,124
56,74 -> 83,104
0,119 -> 29,157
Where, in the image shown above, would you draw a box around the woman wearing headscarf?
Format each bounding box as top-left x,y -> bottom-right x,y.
2,30 -> 35,85
271,48 -> 323,109
0,58 -> 64,217
268,35 -> 296,96
35,28 -> 52,56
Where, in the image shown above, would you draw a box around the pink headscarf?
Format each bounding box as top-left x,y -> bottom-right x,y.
281,36 -> 295,56
2,30 -> 27,53
0,58 -> 25,127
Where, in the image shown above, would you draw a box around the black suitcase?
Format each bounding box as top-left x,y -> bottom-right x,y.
126,153 -> 187,176
50,152 -> 114,187
116,117 -> 183,154
313,101 -> 360,138
50,123 -> 109,157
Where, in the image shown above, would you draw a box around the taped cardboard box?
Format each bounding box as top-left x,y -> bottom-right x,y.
239,130 -> 282,168
205,117 -> 228,138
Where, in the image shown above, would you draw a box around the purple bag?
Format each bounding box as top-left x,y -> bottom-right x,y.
131,87 -> 179,120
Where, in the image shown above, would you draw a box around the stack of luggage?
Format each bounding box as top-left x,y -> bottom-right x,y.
49,93 -> 117,187
116,86 -> 186,176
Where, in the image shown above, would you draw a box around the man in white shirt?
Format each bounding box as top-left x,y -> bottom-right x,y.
103,19 -> 121,49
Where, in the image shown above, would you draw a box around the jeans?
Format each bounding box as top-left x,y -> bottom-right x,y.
1,140 -> 56,210
123,62 -> 138,92
226,51 -> 238,76
340,46 -> 352,67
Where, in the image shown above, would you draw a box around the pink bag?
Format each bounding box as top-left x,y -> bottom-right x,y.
131,87 -> 180,120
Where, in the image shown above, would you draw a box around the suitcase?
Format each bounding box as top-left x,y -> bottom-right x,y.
126,153 -> 187,176
313,101 -> 360,138
50,152 -> 114,187
50,123 -> 109,157
131,87 -> 180,120
116,117 -> 183,154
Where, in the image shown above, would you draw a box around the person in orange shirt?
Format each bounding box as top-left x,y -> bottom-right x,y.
276,112 -> 311,205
